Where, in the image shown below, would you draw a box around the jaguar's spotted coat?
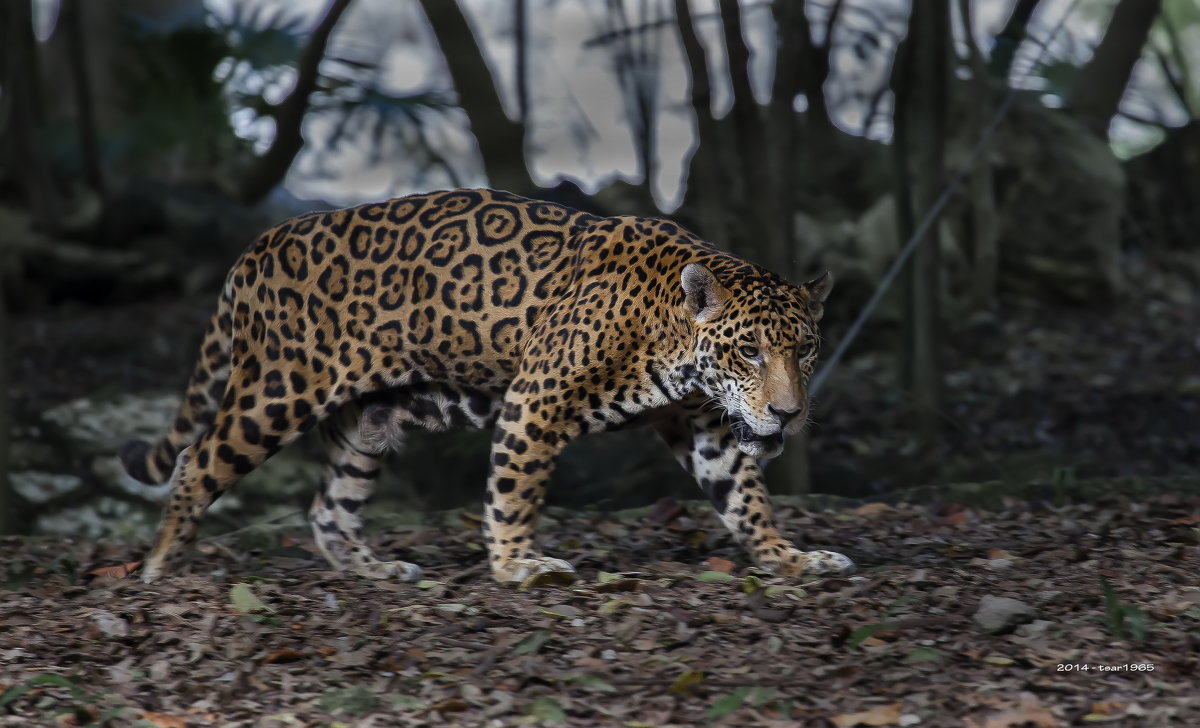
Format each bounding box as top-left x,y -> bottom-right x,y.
121,188 -> 854,583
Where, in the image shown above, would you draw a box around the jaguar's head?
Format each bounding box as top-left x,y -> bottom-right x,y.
680,262 -> 832,459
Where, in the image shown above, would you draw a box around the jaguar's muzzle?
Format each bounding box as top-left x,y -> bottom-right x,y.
729,416 -> 784,451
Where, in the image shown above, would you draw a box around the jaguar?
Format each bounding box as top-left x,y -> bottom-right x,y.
120,188 -> 854,583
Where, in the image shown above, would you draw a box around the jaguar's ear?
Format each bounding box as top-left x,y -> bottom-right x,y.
802,270 -> 833,321
681,263 -> 729,322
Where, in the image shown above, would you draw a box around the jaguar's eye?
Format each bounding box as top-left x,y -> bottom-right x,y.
739,344 -> 760,360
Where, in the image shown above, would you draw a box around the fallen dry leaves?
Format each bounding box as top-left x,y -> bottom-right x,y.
137,712 -> 187,728
1,493 -> 1198,726
832,701 -> 903,726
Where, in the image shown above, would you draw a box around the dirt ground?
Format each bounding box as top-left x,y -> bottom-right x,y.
6,240 -> 1200,727
2,493 -> 1199,727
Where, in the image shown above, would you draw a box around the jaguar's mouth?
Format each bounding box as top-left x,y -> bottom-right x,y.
728,416 -> 784,450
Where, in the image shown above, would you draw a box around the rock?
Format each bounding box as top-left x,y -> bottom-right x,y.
795,195 -> 964,318
1015,619 -> 1055,639
1035,590 -> 1064,605
35,499 -> 158,541
973,595 -> 1038,634
970,98 -> 1125,301
9,472 -> 83,503
8,438 -> 60,470
91,610 -> 130,638
19,388 -> 334,543
42,393 -> 181,456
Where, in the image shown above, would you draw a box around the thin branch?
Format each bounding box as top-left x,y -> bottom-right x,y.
237,0 -> 354,204
1158,11 -> 1194,117
1116,108 -> 1171,128
581,1 -> 773,49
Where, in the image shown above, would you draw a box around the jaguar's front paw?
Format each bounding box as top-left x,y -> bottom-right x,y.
140,550 -> 191,584
491,556 -> 576,584
350,558 -> 423,582
758,547 -> 855,578
140,562 -> 164,584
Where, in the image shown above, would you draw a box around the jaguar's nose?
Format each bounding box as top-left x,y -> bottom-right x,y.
767,403 -> 803,425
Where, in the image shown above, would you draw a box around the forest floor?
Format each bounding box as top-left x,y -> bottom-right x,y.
2,494 -> 1199,727
7,246 -> 1200,726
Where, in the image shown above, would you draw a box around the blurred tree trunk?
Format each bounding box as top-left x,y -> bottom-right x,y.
763,0 -> 812,495
1069,0 -> 1162,137
514,0 -> 529,122
675,0 -> 838,494
0,275 -> 11,534
674,0 -> 728,247
237,0 -> 354,204
419,0 -> 533,195
718,0 -> 776,268
892,0 -> 949,438
958,0 -> 998,311
795,0 -> 840,177
60,0 -> 106,200
988,0 -> 1042,79
766,0 -> 805,274
604,0 -> 667,203
2,0 -> 63,233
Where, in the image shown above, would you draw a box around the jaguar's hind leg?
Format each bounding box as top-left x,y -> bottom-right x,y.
142,407 -> 301,582
141,350 -> 351,582
309,404 -> 422,581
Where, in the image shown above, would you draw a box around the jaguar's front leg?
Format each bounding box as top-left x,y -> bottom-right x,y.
657,409 -> 854,577
482,386 -> 577,583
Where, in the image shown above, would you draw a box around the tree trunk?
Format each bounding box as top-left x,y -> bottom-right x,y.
603,0 -> 664,199
893,0 -> 948,438
419,0 -> 533,195
766,0 -> 805,275
1068,0 -> 1162,137
674,0 -> 728,247
237,0 -> 354,204
515,0 -> 529,122
988,0 -> 1042,79
2,0 -> 63,233
61,0 -> 106,199
0,274 -> 11,535
798,0 -> 841,166
762,0 -> 812,495
717,0 -> 775,267
959,0 -> 998,311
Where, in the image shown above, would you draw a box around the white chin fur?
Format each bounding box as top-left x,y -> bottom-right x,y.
737,439 -> 784,459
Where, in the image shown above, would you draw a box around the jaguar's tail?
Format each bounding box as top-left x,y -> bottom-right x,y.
119,285 -> 235,484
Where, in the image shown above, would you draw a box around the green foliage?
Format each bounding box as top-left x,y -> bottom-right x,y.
0,673 -> 120,722
706,687 -> 752,721
524,697 -> 567,723
1100,576 -> 1149,643
5,556 -> 78,591
513,629 -> 553,655
4,562 -> 35,591
109,4 -> 455,185
848,621 -> 894,649
904,646 -> 943,663
319,686 -> 379,715
561,673 -> 616,692
229,582 -> 271,614
114,9 -> 247,173
705,686 -> 777,721
1052,466 -> 1076,507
